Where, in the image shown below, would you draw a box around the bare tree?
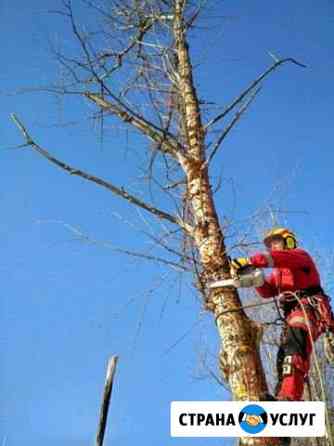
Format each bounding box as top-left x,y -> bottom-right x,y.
12,1 -> 327,445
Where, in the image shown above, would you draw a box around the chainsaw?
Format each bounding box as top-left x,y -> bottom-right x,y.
208,265 -> 265,289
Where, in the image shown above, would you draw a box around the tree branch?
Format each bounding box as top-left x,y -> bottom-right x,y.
62,1 -> 188,164
50,220 -> 191,272
11,113 -> 190,231
204,86 -> 261,167
64,0 -> 156,85
84,92 -> 188,163
204,57 -> 307,131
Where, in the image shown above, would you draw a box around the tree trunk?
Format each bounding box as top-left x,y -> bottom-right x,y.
174,2 -> 280,444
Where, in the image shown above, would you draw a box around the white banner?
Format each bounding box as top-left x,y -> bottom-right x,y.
170,401 -> 326,437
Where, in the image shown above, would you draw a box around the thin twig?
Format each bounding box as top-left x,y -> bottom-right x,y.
41,219 -> 191,271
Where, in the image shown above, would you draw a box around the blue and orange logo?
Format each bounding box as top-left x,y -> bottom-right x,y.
239,404 -> 268,434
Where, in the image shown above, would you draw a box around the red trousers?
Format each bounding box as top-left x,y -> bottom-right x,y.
277,294 -> 334,400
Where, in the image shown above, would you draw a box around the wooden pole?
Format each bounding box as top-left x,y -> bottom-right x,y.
95,356 -> 119,446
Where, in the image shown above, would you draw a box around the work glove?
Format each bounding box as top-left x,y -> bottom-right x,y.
230,257 -> 251,273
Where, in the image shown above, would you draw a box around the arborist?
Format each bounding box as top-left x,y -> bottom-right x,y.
230,227 -> 334,401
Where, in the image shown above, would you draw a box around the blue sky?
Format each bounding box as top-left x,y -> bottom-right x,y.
1,1 -> 334,445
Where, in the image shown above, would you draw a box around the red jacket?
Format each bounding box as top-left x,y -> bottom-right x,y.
249,248 -> 321,298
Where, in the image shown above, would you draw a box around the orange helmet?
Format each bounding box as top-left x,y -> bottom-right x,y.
263,227 -> 297,250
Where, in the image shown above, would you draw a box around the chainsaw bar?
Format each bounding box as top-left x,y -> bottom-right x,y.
208,268 -> 265,289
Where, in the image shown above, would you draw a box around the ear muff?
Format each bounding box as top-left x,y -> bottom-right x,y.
263,227 -> 298,249
285,235 -> 296,249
